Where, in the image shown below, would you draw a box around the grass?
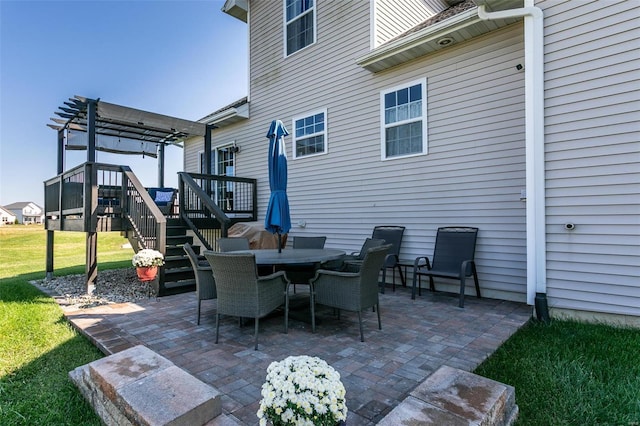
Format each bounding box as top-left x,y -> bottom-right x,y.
0,226 -> 132,425
1,226 -> 639,425
475,319 -> 640,425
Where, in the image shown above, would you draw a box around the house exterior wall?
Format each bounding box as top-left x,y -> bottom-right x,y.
538,0 -> 640,319
5,202 -> 43,224
373,0 -> 441,47
186,1 -> 530,303
186,0 -> 640,319
0,207 -> 16,225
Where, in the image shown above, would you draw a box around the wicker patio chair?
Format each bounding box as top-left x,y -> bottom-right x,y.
204,252 -> 290,350
310,244 -> 391,342
285,236 -> 327,292
411,226 -> 480,308
217,237 -> 250,252
341,238 -> 386,266
183,243 -> 217,325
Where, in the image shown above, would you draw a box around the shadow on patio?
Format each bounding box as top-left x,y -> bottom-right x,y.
58,286 -> 531,425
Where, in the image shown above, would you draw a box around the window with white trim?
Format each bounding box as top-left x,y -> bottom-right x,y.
292,109 -> 327,158
285,0 -> 315,56
198,144 -> 236,210
381,79 -> 427,159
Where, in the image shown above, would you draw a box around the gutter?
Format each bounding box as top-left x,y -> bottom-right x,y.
477,1 -> 549,322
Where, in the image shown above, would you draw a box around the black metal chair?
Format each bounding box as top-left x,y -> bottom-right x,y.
310,244 -> 391,342
371,225 -> 406,292
183,243 -> 217,325
411,226 -> 481,308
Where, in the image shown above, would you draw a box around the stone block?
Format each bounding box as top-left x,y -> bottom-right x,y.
70,345 -> 221,426
378,365 -> 518,426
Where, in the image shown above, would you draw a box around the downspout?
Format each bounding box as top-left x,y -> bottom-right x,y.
478,1 -> 549,322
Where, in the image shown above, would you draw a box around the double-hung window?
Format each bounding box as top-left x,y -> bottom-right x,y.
292,109 -> 327,158
381,79 -> 427,159
285,0 -> 315,56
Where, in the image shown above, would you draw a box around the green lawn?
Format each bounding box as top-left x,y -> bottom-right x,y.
1,226 -> 639,425
0,226 -> 132,425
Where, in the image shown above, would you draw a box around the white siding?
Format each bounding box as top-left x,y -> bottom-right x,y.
539,0 -> 640,317
373,0 -> 445,47
185,0 -> 529,303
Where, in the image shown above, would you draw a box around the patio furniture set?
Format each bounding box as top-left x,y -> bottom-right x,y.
184,225 -> 481,350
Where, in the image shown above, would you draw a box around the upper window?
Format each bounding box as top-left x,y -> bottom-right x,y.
380,79 -> 427,159
285,0 -> 315,56
292,109 -> 327,159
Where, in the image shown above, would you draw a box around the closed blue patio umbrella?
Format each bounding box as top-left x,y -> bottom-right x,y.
264,120 -> 291,253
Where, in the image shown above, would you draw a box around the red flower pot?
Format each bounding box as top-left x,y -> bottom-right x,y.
136,266 -> 158,282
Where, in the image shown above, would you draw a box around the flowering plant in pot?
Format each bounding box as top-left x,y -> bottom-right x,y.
132,249 -> 164,281
257,355 -> 347,426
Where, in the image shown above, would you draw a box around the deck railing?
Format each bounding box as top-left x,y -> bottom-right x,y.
44,162 -> 165,252
177,172 -> 257,251
121,166 -> 166,253
44,164 -> 257,253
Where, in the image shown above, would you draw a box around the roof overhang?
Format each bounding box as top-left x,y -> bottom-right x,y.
48,96 -> 207,156
200,98 -> 249,128
357,0 -> 522,73
221,0 -> 247,22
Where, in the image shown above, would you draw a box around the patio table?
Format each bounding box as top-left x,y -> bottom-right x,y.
204,248 -> 346,324
206,248 -> 346,266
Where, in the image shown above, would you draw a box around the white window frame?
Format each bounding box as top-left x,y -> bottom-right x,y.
291,108 -> 328,159
283,0 -> 316,57
380,78 -> 428,160
198,142 -> 236,175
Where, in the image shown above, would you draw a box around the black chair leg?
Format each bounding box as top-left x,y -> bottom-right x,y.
215,313 -> 220,344
396,264 -> 405,287
459,275 -> 466,308
254,317 -> 260,350
472,264 -> 481,299
358,311 -> 364,342
197,299 -> 202,325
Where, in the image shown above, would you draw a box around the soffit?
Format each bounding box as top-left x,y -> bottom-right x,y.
357,0 -> 522,73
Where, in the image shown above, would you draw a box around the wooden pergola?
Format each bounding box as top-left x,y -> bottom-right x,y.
46,95 -> 217,290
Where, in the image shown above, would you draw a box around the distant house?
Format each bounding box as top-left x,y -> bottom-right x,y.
0,206 -> 17,225
5,202 -> 44,224
181,0 -> 639,324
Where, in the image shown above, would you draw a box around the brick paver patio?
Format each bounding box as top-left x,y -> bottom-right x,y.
55,285 -> 531,425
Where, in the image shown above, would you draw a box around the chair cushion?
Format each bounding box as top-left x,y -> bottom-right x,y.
154,190 -> 175,205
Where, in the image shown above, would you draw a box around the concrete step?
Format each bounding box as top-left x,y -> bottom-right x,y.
378,365 -> 518,425
70,345 -> 221,426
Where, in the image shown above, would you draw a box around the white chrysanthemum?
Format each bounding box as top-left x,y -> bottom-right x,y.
257,355 -> 347,425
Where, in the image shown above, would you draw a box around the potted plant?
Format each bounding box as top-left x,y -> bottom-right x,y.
132,249 -> 165,281
257,355 -> 347,426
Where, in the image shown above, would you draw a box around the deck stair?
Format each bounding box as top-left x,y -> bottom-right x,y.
156,218 -> 202,297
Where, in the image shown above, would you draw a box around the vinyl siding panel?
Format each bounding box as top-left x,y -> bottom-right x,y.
540,0 -> 640,316
374,0 -> 443,47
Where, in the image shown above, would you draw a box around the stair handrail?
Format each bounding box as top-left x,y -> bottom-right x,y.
121,166 -> 167,254
178,172 -> 231,251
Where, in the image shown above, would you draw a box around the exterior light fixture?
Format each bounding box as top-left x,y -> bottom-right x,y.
437,37 -> 454,46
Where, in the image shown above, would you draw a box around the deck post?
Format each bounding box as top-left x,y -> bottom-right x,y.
204,125 -> 213,175
84,161 -> 99,294
86,231 -> 97,294
158,142 -> 165,187
46,230 -> 54,279
57,129 -> 64,174
87,99 -> 96,162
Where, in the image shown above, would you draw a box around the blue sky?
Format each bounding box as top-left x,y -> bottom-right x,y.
0,0 -> 248,207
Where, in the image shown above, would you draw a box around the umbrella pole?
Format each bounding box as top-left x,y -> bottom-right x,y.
278,233 -> 282,253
